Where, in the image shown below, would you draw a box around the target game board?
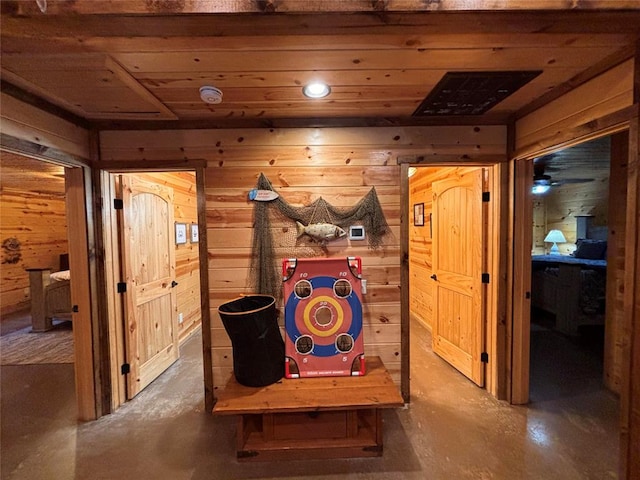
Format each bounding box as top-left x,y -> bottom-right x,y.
283,256 -> 365,378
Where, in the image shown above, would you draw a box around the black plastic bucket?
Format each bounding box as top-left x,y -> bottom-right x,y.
218,295 -> 284,387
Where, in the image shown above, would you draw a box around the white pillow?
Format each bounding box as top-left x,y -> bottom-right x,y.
50,270 -> 70,282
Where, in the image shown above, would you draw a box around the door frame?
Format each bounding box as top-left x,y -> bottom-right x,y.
0,136 -> 99,420
400,160 -> 508,402
508,113 -> 638,476
509,123 -> 631,405
96,161 -> 212,413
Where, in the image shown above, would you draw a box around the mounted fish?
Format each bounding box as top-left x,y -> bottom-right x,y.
296,221 -> 347,244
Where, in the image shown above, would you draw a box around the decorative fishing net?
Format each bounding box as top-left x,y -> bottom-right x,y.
249,173 -> 391,299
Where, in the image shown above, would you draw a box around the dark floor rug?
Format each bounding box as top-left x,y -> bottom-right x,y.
0,321 -> 74,365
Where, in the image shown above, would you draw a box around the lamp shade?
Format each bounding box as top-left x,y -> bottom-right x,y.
544,229 -> 566,243
544,229 -> 566,255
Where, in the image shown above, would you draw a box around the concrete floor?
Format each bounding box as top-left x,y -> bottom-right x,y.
1,318 -> 619,480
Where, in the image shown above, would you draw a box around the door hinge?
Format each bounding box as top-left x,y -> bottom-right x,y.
121,363 -> 130,375
481,352 -> 489,363
72,305 -> 79,313
113,198 -> 123,210
117,282 -> 127,293
481,273 -> 490,284
482,191 -> 490,202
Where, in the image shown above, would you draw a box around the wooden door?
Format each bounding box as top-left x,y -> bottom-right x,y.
119,175 -> 179,399
431,168 -> 485,386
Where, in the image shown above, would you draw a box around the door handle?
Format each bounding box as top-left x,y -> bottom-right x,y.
171,280 -> 178,288
430,274 -> 437,280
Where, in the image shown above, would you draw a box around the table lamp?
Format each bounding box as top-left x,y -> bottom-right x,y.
544,229 -> 566,255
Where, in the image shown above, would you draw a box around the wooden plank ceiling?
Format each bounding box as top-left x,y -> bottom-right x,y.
1,1 -> 640,128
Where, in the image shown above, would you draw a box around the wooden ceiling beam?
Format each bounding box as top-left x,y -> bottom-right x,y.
91,113 -> 509,131
514,45 -> 636,121
3,11 -> 640,39
0,79 -> 90,128
2,0 -> 639,16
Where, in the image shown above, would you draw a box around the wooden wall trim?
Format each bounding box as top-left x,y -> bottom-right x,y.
620,116 -> 638,479
99,171 -> 127,410
513,104 -> 637,161
398,155 -> 505,165
0,132 -> 89,167
65,166 -> 98,421
487,162 -> 509,400
622,43 -> 640,479
95,159 -> 207,171
509,158 -> 533,405
400,162 -> 410,404
196,166 -> 215,411
88,130 -> 110,417
94,115 -> 509,132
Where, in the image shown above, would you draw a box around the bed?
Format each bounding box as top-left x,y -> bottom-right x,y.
531,239 -> 607,336
26,258 -> 72,332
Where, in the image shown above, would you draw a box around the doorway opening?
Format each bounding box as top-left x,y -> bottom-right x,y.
0,152 -> 75,377
511,128 -> 630,475
406,163 -> 502,396
527,134 -> 621,467
101,169 -> 206,408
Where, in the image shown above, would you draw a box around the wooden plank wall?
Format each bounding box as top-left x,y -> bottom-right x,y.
532,169 -> 610,255
604,132 -> 629,394
515,59 -> 634,156
129,171 -> 201,343
100,125 -> 505,389
409,166 -> 473,330
0,152 -> 68,315
0,92 -> 89,160
409,167 -> 433,330
532,197 -> 546,254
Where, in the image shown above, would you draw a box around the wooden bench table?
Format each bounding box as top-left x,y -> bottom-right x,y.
212,356 -> 404,461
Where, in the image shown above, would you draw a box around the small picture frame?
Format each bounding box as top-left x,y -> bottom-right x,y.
414,203 -> 425,227
175,223 -> 187,245
191,223 -> 199,243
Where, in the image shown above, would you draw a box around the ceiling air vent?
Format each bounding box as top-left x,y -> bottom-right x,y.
413,71 -> 542,116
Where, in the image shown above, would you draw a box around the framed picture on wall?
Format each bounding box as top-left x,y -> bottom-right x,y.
175,222 -> 187,245
191,223 -> 199,243
414,203 -> 425,226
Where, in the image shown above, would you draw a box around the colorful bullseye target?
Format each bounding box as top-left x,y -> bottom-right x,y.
283,257 -> 365,378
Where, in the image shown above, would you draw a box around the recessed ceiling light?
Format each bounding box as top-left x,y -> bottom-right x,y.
303,82 -> 331,99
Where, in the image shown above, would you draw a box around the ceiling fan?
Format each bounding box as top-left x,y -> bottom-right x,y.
532,161 -> 594,194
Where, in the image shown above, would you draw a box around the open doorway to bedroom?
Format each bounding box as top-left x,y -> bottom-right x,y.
528,135 -> 620,405
530,132 -> 628,402
0,152 -> 75,368
513,130 -> 629,475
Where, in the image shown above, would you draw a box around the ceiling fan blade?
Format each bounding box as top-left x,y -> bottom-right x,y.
551,178 -> 595,185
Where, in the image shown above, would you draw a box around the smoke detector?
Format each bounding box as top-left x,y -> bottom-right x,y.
199,86 -> 223,104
